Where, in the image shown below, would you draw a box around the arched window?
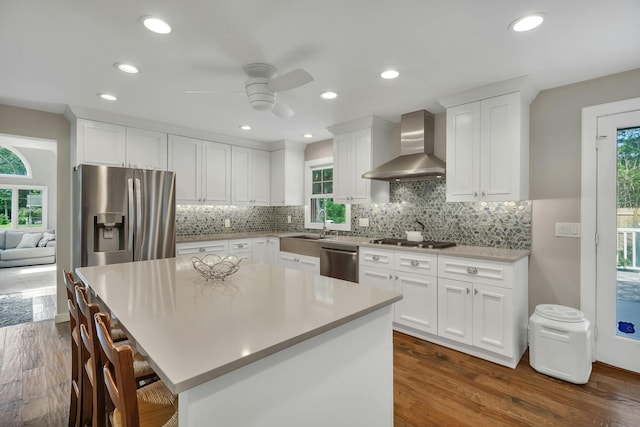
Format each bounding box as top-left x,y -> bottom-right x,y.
0,146 -> 32,177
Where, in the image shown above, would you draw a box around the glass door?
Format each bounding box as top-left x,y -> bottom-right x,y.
596,110 -> 640,372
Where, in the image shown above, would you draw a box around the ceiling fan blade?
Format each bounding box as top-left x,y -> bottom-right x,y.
272,99 -> 295,119
267,69 -> 313,92
185,90 -> 245,94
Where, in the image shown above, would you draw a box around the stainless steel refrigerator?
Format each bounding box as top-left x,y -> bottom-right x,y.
74,164 -> 176,267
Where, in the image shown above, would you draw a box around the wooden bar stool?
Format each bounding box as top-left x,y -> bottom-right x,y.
63,270 -> 82,427
76,286 -> 159,427
94,312 -> 178,427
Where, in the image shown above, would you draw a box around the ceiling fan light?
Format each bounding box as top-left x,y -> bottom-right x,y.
141,16 -> 172,34
98,93 -> 118,101
320,91 -> 338,100
509,13 -> 545,32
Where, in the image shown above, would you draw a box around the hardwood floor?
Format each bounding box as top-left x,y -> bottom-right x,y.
1,322 -> 639,426
394,332 -> 640,426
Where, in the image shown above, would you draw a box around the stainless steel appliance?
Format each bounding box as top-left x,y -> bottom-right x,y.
320,242 -> 359,283
369,238 -> 456,249
74,164 -> 176,267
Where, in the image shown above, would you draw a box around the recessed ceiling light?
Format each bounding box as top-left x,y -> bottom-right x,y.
320,91 -> 338,100
509,13 -> 545,32
98,93 -> 118,101
239,125 -> 252,131
380,70 -> 399,79
114,63 -> 140,74
141,16 -> 172,34
303,134 -> 313,138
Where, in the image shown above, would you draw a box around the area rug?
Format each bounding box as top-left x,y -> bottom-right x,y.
0,295 -> 33,328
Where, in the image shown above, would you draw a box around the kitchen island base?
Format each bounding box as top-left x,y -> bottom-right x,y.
179,306 -> 394,427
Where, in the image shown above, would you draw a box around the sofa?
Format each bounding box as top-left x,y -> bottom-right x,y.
0,229 -> 56,268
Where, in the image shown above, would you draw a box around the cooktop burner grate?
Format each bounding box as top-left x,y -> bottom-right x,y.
369,238 -> 456,249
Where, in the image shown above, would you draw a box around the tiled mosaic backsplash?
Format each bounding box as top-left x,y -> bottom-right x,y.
177,179 -> 531,249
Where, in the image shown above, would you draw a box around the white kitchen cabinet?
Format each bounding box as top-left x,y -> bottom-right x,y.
75,119 -> 169,170
271,147 -> 305,206
437,255 -> 525,361
229,238 -> 253,263
327,116 -> 394,204
359,247 -> 437,334
441,77 -> 536,202
168,135 -> 231,205
232,147 -> 271,206
75,119 -> 126,167
125,127 -> 167,170
176,240 -> 229,256
278,251 -> 319,275
253,237 -> 279,265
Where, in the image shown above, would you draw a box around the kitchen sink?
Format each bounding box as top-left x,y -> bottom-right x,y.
291,234 -> 325,240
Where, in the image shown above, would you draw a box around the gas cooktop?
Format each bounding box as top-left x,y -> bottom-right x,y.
369,238 -> 456,249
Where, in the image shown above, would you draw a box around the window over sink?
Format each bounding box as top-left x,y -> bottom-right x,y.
304,157 -> 351,231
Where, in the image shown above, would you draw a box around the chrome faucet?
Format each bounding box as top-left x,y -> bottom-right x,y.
318,209 -> 327,238
415,219 -> 425,237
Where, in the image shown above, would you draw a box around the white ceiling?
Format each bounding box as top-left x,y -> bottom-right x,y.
1,1 -> 639,144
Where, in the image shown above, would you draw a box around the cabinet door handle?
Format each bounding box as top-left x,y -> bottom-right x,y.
481,191 -> 486,197
388,273 -> 394,280
466,288 -> 470,294
474,288 -> 478,295
473,191 -> 478,198
466,267 -> 478,274
372,255 -> 380,261
410,260 -> 419,267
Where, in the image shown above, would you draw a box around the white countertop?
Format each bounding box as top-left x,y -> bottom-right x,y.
76,257 -> 401,394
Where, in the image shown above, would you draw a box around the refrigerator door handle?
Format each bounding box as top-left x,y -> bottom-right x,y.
135,178 -> 143,259
127,178 -> 135,253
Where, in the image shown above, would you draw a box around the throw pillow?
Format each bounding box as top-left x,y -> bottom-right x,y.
16,233 -> 43,249
38,231 -> 56,247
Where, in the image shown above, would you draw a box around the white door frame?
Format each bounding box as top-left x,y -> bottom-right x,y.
581,96 -> 640,361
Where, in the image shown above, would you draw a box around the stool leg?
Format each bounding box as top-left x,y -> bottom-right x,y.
69,340 -> 79,427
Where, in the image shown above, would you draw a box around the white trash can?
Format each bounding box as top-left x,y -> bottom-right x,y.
528,304 -> 592,384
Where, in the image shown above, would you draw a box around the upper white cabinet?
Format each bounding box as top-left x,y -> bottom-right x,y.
75,120 -> 126,167
232,147 -> 270,206
271,147 -> 305,206
440,76 -> 537,202
168,135 -> 231,205
75,119 -> 167,169
328,116 -> 394,204
126,127 -> 168,170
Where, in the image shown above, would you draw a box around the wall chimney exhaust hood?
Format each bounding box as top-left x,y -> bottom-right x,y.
362,110 -> 445,182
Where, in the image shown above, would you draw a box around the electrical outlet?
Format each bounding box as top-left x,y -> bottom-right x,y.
224,219 -> 231,228
359,218 -> 370,227
287,215 -> 291,224
555,222 -> 580,237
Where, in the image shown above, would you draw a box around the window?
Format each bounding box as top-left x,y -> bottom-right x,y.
305,158 -> 351,231
0,146 -> 31,177
0,186 -> 47,230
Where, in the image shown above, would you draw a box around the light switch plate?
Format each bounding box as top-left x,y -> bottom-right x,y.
287,215 -> 291,224
359,218 -> 370,227
224,219 -> 231,228
555,222 -> 580,238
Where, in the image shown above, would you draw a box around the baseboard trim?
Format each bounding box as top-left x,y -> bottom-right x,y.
54,312 -> 70,323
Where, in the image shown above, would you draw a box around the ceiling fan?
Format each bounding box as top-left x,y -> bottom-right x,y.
186,63 -> 314,119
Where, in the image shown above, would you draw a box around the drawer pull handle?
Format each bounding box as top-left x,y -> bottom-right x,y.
199,247 -> 205,252
410,260 -> 419,267
372,255 -> 380,261
467,267 -> 478,274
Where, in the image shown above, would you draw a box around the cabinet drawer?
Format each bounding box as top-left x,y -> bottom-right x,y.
394,251 -> 437,275
359,248 -> 394,268
229,239 -> 252,254
176,240 -> 229,256
438,255 -> 513,288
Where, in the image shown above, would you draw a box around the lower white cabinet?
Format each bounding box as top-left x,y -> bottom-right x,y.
229,238 -> 253,263
279,251 -> 320,275
176,240 -> 229,256
253,237 -> 279,265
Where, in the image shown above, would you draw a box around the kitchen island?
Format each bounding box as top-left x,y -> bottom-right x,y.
76,256 -> 401,426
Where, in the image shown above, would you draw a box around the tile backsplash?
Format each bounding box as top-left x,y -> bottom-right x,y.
177,179 -> 531,250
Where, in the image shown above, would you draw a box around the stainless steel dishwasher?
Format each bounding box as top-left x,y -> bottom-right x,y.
319,242 -> 359,283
